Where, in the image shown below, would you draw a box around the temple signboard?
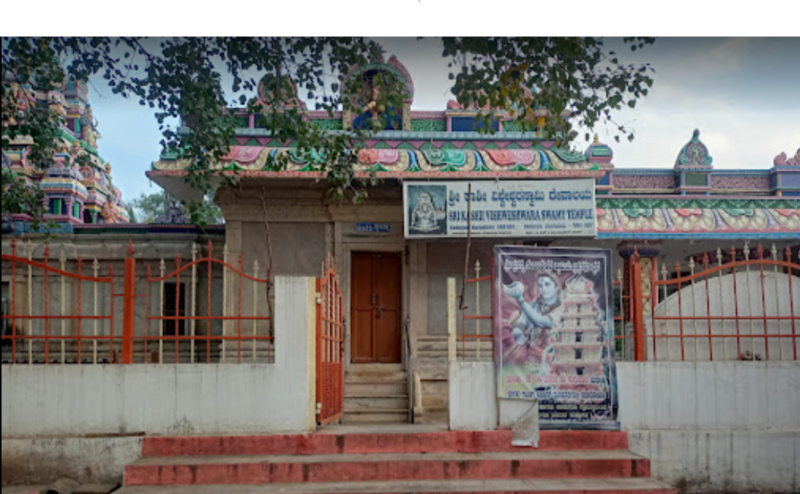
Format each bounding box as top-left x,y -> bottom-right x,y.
493,246 -> 618,430
402,179 -> 596,239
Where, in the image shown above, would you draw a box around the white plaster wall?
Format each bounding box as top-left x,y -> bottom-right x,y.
449,362 -> 497,430
616,361 -> 800,431
618,361 -> 800,492
1,276 -> 316,437
448,360 -> 800,493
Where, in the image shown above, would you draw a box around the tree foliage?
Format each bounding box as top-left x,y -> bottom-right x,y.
2,37 -> 655,221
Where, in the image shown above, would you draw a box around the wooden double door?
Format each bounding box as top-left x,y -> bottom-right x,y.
351,252 -> 402,363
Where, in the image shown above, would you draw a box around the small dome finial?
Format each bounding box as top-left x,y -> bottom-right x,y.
593,134 -> 599,144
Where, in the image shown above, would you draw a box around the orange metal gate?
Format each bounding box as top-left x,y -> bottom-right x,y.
316,255 -> 344,425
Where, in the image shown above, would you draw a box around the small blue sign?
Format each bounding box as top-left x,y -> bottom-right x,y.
356,222 -> 392,233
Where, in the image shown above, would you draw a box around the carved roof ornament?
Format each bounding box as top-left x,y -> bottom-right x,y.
675,129 -> 713,169
773,148 -> 800,167
343,54 -> 415,104
584,134 -> 614,164
153,195 -> 191,224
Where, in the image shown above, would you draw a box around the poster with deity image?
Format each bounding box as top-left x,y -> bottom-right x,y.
493,246 -> 618,430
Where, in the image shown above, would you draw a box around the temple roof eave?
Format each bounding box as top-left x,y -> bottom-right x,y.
146,169 -> 799,240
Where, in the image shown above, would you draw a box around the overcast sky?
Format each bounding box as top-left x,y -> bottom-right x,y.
86,37 -> 800,202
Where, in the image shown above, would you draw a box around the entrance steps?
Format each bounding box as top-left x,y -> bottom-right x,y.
344,364 -> 410,424
115,430 -> 676,494
412,335 -> 492,426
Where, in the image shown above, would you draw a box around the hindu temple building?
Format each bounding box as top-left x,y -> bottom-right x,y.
1,75 -> 225,362
145,55 -> 799,423
3,54 -> 799,494
2,76 -> 131,230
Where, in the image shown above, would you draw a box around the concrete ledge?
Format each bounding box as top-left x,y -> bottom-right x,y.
1,436 -> 141,485
629,429 -> 800,494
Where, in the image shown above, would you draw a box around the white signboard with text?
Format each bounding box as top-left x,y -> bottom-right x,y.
403,179 -> 597,239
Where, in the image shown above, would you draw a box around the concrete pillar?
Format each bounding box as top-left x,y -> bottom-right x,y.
618,241 -> 662,312
408,243 -> 428,341
64,198 -> 74,218
222,221 -> 243,350
273,276 -> 317,433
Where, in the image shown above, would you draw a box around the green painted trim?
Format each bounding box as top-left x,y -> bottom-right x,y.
57,128 -> 77,143
410,119 -> 447,132
551,147 -> 588,164
310,118 -> 344,131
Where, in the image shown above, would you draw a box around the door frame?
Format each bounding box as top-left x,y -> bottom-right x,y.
340,242 -> 407,371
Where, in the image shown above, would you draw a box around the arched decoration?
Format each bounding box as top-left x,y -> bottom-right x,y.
343,55 -> 415,104
675,129 -> 713,169
343,55 -> 414,131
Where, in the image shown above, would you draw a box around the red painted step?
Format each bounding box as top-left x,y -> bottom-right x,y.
142,430 -> 629,457
124,450 -> 651,486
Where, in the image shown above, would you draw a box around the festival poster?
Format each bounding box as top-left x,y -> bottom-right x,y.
493,246 -> 618,429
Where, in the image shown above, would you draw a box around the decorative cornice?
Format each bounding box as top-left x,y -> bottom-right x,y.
613,169 -> 675,176
597,197 -> 798,209
152,146 -> 603,178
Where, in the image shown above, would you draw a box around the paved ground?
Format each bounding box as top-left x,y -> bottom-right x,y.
0,487 -> 43,494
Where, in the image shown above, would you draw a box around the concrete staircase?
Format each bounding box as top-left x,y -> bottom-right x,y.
343,364 -> 410,424
115,430 -> 676,494
413,336 -> 493,425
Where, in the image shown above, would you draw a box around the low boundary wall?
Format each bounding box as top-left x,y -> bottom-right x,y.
1,276 -> 317,484
449,361 -> 800,493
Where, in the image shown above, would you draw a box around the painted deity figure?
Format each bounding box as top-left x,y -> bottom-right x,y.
502,271 -> 563,368
410,192 -> 442,232
352,81 -> 400,130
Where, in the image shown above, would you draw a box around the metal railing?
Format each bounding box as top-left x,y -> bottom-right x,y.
443,244 -> 799,363
644,244 -> 799,361
1,238 -> 272,364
